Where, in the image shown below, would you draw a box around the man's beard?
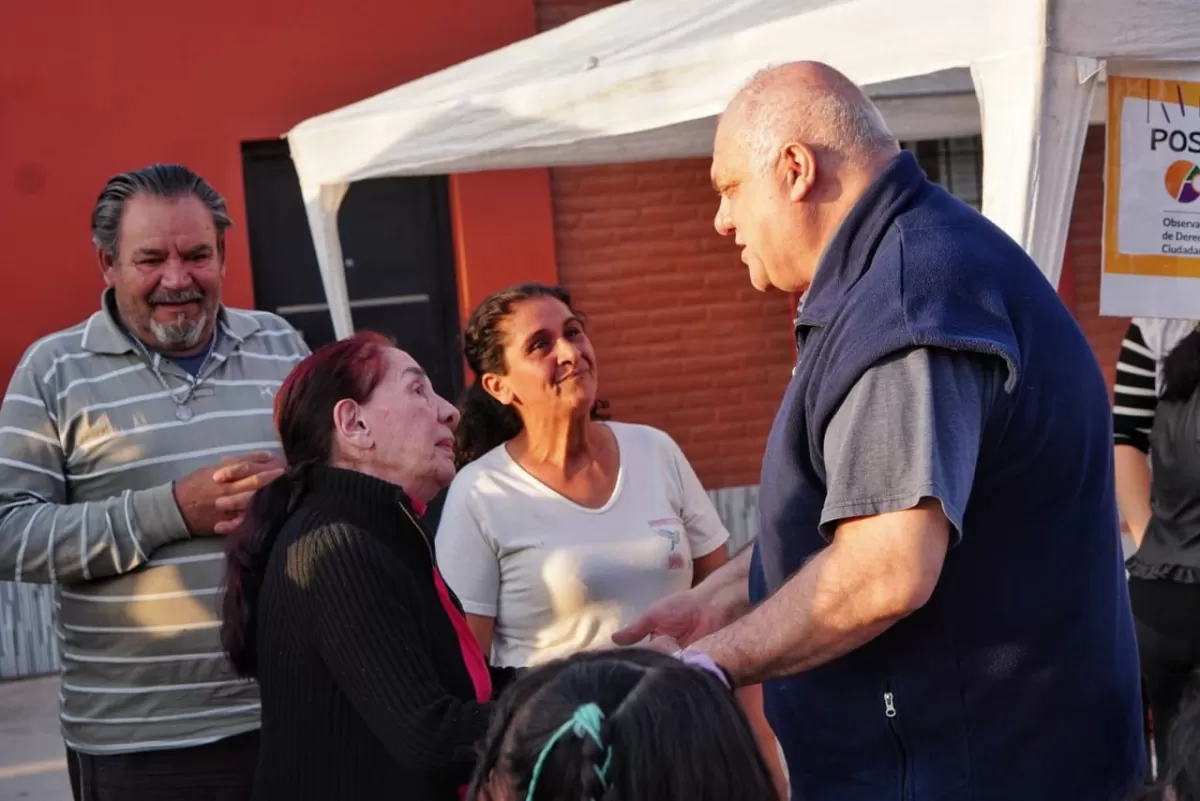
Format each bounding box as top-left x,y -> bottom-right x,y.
150,312 -> 210,350
146,288 -> 211,351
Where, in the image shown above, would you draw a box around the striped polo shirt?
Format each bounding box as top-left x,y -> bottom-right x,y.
0,289 -> 309,754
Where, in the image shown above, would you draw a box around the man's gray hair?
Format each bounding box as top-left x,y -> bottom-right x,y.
738,65 -> 899,175
91,164 -> 232,262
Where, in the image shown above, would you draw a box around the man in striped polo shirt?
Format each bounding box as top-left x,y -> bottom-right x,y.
0,165 -> 310,800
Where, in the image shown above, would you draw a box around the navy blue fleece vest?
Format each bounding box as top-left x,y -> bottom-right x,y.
753,152 -> 1144,801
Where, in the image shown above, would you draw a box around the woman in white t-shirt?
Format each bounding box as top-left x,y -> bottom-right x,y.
436,283 -> 787,795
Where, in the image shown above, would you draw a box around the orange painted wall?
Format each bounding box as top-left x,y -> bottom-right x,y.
0,1 -> 557,383
450,170 -> 559,324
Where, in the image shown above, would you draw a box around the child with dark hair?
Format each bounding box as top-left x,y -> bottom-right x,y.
468,649 -> 779,801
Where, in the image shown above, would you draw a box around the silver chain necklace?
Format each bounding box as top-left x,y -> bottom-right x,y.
130,334 -> 218,422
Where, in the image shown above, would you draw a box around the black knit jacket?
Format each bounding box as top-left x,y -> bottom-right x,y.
251,466 -> 513,801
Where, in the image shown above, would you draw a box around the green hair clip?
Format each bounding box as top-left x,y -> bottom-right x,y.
524,703 -> 613,801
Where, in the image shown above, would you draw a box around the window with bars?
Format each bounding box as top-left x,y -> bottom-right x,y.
902,136 -> 984,210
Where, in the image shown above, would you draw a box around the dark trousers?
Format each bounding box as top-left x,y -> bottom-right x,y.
1130,578 -> 1200,781
66,731 -> 259,801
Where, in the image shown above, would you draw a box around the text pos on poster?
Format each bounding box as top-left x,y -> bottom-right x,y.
1102,71 -> 1200,319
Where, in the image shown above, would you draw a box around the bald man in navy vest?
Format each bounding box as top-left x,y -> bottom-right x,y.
616,62 -> 1144,801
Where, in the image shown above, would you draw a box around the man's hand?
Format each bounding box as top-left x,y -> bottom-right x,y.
691,501 -> 951,686
174,452 -> 285,536
613,587 -> 728,648
212,453 -> 288,534
644,635 -> 683,655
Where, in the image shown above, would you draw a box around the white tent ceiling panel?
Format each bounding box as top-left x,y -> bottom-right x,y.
973,50 -> 1101,287
1050,0 -> 1200,60
287,0 -> 1193,339
287,0 -> 1044,188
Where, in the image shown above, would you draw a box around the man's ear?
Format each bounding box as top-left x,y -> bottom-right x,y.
332,398 -> 373,449
481,372 -> 514,406
97,249 -> 117,287
781,142 -> 817,203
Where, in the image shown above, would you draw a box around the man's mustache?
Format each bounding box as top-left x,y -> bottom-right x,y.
149,289 -> 205,306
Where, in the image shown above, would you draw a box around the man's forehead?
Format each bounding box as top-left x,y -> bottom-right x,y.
130,239 -> 213,254
119,196 -> 217,249
123,193 -> 213,223
715,95 -> 752,136
121,195 -> 212,230
125,232 -> 216,256
711,128 -> 745,183
709,159 -> 726,188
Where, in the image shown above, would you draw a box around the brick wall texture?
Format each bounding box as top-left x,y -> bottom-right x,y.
551,161 -> 797,489
536,0 -> 1125,490
1066,127 -> 1128,392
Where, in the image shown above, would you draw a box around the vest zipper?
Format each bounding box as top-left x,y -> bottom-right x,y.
883,685 -> 912,801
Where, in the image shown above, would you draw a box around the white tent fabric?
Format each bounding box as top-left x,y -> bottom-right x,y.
970,51 -> 1102,288
286,0 -> 1200,339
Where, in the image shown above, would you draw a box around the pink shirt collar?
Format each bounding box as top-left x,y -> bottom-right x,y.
404,492 -> 427,518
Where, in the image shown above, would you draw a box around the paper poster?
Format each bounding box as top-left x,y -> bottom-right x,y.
1101,72 -> 1200,318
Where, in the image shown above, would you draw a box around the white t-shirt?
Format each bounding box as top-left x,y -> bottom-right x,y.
435,422 -> 730,668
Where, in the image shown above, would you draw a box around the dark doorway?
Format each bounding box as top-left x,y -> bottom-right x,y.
240,140 -> 462,521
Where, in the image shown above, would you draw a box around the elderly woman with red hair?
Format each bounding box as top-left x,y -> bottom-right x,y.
221,332 -> 511,801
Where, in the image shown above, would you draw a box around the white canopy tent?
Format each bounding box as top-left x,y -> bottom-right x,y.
286,0 -> 1200,339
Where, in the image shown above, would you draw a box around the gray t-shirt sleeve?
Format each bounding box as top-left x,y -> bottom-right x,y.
819,346 -> 1006,544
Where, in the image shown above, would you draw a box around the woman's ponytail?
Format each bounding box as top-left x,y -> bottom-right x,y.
221,463 -> 311,678
454,375 -> 523,470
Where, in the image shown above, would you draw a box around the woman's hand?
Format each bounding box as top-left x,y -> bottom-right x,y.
1114,444 -> 1152,547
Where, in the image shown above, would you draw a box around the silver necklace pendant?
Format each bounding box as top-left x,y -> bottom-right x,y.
175,405 -> 194,422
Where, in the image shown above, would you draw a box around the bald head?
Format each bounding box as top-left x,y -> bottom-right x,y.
710,62 -> 901,295
721,61 -> 898,174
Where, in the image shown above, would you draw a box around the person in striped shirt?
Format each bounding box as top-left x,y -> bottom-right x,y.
0,164 -> 309,801
1113,317 -> 1197,543
1113,316 -> 1200,781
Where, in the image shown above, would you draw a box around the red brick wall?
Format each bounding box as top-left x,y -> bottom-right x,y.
538,0 -> 795,490
536,1 -> 1127,488
549,162 -> 797,489
547,131 -> 1129,490
1066,126 -> 1128,393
